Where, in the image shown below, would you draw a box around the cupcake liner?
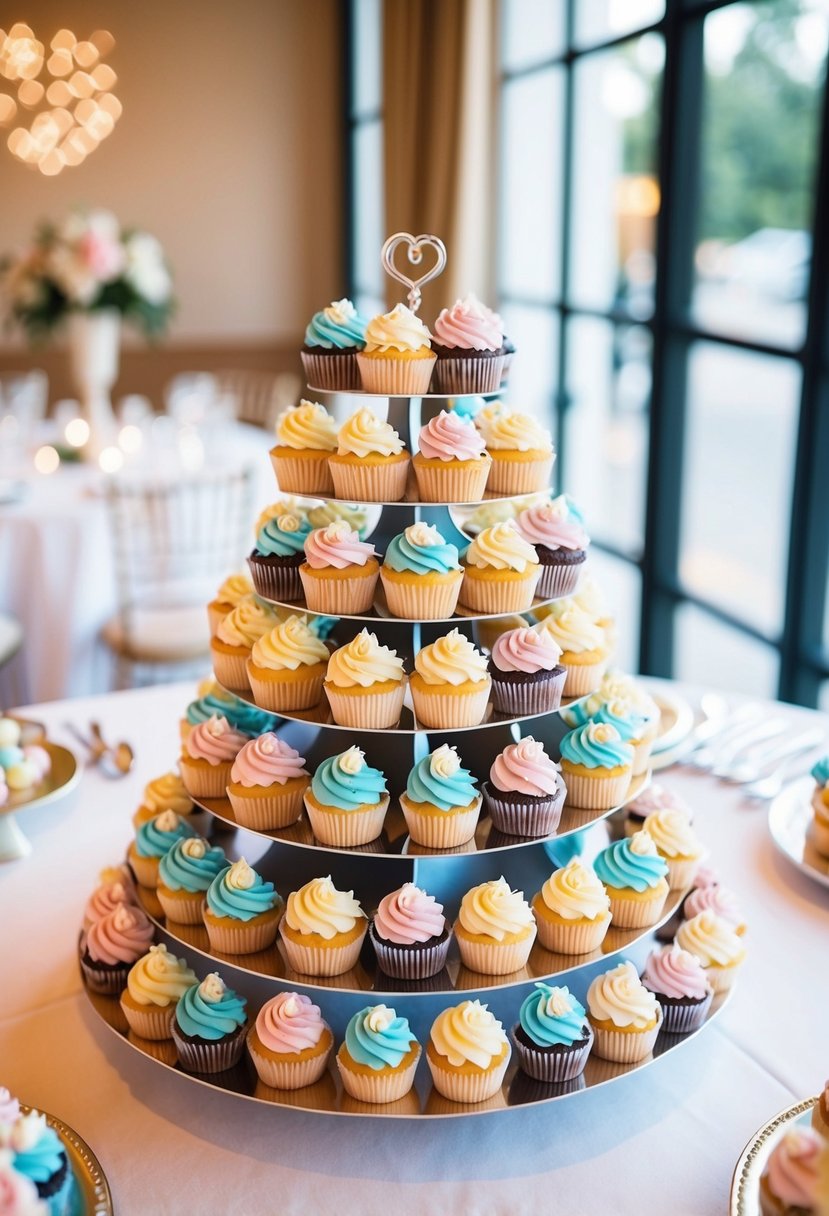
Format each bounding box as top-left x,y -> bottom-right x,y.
356,351 -> 436,395
303,792 -> 389,847
590,1010 -> 663,1063
606,883 -> 668,929
301,349 -> 360,391
431,354 -> 506,395
209,646 -> 251,692
179,756 -> 234,800
379,569 -> 463,620
704,962 -> 740,994
486,453 -> 555,496
532,906 -> 612,955
455,925 -> 537,975
410,681 -> 491,729
368,923 -> 452,979
328,454 -> 411,503
156,886 -> 206,926
500,353 -> 514,385
490,667 -> 566,718
663,855 -> 703,891
399,793 -> 481,849
511,1025 -> 593,1083
458,567 -> 541,615
536,558 -> 585,600
203,908 -> 282,955
560,657 -> 608,697
207,602 -> 229,638
172,1022 -> 247,1074
324,682 -> 406,729
299,565 -> 379,614
652,991 -> 713,1035
279,923 -> 367,977
812,814 -> 829,856
80,958 -> 130,996
562,769 -> 631,811
427,1049 -> 510,1103
482,784 -> 564,838
411,456 -> 492,504
227,783 -> 307,831
269,449 -> 334,497
337,1047 -> 421,1104
630,735 -> 655,777
247,1026 -> 333,1089
246,556 -> 303,603
120,997 -> 176,1041
247,662 -> 326,711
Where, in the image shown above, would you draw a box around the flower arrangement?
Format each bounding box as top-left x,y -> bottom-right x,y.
1,209 -> 174,341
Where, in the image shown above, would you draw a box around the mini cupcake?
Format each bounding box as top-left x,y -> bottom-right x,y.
127,809 -> 197,889
171,972 -> 248,1074
675,910 -> 746,993
83,873 -> 138,930
593,830 -> 669,929
328,407 -> 411,503
531,858 -> 611,955
535,604 -> 609,696
119,943 -> 198,1040
80,903 -> 156,995
324,629 -> 406,729
812,1080 -> 829,1138
180,715 -> 248,800
301,298 -> 368,390
589,696 -> 656,777
0,1146 -> 47,1215
512,983 -> 594,1083
132,769 -> 194,828
412,409 -> 492,503
212,598 -> 278,690
643,808 -> 706,890
594,670 -> 661,761
431,293 -> 506,394
299,522 -> 379,614
248,512 -> 312,603
559,721 -> 633,811
682,881 -> 746,935
180,682 -> 277,744
336,1005 -> 421,1105
623,781 -> 691,836
454,876 -> 537,975
515,499 -> 590,599
399,743 -> 481,849
246,615 -> 330,711
278,876 -> 367,977
247,991 -> 334,1089
369,883 -> 451,979
203,858 -> 282,955
303,746 -> 389,847
7,1109 -> 71,1214
355,302 -> 435,395
270,399 -> 338,495
227,733 -> 310,831
426,1000 -> 511,1103
380,522 -> 464,620
410,628 -> 491,729
459,521 -> 541,615
207,572 -> 254,638
760,1126 -> 822,1216
811,756 -> 829,856
641,944 -> 713,1034
478,409 -> 555,495
587,960 -> 663,1063
156,836 -> 228,925
488,626 -> 566,717
483,736 -> 566,838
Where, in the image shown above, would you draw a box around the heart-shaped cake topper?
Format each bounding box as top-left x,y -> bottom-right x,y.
381,232 -> 447,314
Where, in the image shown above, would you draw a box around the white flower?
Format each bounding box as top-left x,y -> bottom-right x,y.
124,232 -> 171,304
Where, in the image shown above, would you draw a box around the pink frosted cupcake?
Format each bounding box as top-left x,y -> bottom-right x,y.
641,944 -> 713,1034
227,733 -> 310,831
83,872 -> 139,931
515,500 -> 590,598
760,1126 -> 822,1216
248,991 -> 334,1090
299,522 -> 379,615
412,410 -> 492,503
179,715 -> 248,800
369,883 -> 451,979
431,294 -> 506,394
682,882 -> 746,935
489,626 -> 566,717
625,781 -> 692,836
483,737 -> 566,838
80,903 -> 156,995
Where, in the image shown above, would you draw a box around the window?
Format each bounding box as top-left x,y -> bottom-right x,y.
346,0 -> 384,317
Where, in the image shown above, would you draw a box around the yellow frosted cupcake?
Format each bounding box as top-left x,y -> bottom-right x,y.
643,808 -> 706,890
278,876 -> 367,977
535,603 -> 609,696
207,572 -> 254,638
587,960 -> 664,1063
410,628 -> 491,729
532,859 -> 612,955
270,399 -> 338,495
380,522 -> 464,620
478,409 -> 555,495
412,409 -> 492,503
133,770 -> 194,828
119,943 -> 198,1040
675,909 -> 746,993
324,628 -> 406,729
454,877 -> 537,975
211,597 -> 278,691
328,408 -> 410,503
299,521 -> 379,615
356,302 -> 436,396
426,1000 -> 511,1103
399,744 -> 482,849
303,746 -> 389,847
459,521 -> 541,615
336,1004 -> 421,1104
246,614 -> 329,712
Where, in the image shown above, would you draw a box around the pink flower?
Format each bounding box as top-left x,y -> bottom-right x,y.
78,231 -> 125,282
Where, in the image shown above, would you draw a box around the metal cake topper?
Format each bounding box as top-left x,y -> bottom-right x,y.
380,232 -> 447,313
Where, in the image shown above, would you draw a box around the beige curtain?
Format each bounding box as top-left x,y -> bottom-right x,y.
382,0 -> 497,319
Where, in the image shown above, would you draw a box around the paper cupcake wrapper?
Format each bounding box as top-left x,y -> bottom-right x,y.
247,1033 -> 332,1090
533,909 -> 611,955
329,455 -> 411,503
247,557 -> 303,603
455,926 -> 537,976
325,682 -> 406,729
590,1012 -> 662,1063
369,925 -> 452,979
536,559 -> 585,600
458,568 -> 541,615
279,924 -> 367,977
511,1025 -> 593,1083
399,793 -> 482,849
120,998 -> 176,1041
412,457 -> 492,505
204,912 -> 281,955
410,682 -> 491,729
483,787 -> 564,838
172,1024 -> 247,1074
270,450 -> 334,497
304,794 -> 389,847
486,454 -> 555,496
656,991 -> 713,1035
210,647 -> 251,692
630,735 -> 655,777
490,669 -> 566,718
180,757 -> 234,800
427,1051 -> 510,1103
80,959 -> 130,996
247,665 -> 326,712
563,769 -> 631,811
561,657 -> 608,697
156,887 -> 206,926
207,602 -> 228,638
301,349 -> 361,391
337,1049 -> 421,1104
227,784 -> 306,831
500,353 -> 514,385
704,962 -> 740,994
300,565 -> 379,614
379,570 -> 463,620
607,885 -> 667,929
431,355 -> 506,395
664,855 -> 703,891
356,351 -> 436,395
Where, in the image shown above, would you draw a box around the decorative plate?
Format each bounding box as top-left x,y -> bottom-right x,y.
730,1095 -> 818,1215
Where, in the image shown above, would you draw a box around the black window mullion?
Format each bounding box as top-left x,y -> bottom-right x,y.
554,0 -> 576,474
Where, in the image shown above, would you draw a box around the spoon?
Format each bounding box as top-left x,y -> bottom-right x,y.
89,721 -> 135,777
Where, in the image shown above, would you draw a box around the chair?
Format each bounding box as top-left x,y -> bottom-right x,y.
101,469 -> 254,689
0,612 -> 24,707
214,370 -> 301,429
0,370 -> 48,424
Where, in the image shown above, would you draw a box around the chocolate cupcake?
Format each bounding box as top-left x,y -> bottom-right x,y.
369,883 -> 452,980
512,983 -> 594,1083
247,511 -> 311,602
483,737 -> 566,837
80,903 -> 156,995
640,944 -> 713,1035
301,298 -> 368,391
171,973 -> 248,1073
489,625 -> 566,717
430,295 -> 506,394
514,498 -> 590,599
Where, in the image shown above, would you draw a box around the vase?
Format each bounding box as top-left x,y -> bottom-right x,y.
67,309 -> 120,457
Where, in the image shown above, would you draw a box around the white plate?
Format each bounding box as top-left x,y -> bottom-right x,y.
768,778 -> 829,891
640,685 -> 696,770
730,1096 -> 818,1215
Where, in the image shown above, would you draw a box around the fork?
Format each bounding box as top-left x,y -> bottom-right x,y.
719,727 -> 825,786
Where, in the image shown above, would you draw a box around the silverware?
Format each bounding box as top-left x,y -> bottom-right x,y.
720,727 -> 826,786
708,718 -> 789,777
62,721 -> 134,778
688,709 -> 776,770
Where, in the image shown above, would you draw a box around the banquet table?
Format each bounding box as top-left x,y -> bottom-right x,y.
1,679 -> 827,1216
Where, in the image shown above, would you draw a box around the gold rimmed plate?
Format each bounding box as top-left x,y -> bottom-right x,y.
19,1102 -> 113,1215
0,739 -> 81,862
730,1096 -> 818,1216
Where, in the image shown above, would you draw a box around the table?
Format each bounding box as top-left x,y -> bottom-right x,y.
1,681 -> 827,1215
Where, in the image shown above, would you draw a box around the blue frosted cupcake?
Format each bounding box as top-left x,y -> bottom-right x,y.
303,746 -> 389,847
183,686 -> 277,740
559,721 -> 634,810
171,972 -> 249,1073
248,511 -> 312,602
127,809 -> 197,889
512,983 -> 594,1083
301,298 -> 368,390
156,835 -> 228,925
399,744 -> 482,850
379,522 -> 464,619
203,858 -> 282,954
593,829 -> 669,929
10,1109 -> 73,1215
336,1004 -> 421,1104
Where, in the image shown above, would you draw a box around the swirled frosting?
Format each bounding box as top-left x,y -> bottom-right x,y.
134,809 -> 197,859
303,521 -> 376,570
0,1151 -> 45,1213
414,629 -> 489,687
811,756 -> 829,785
590,699 -> 649,743
284,876 -> 365,939
158,836 -> 228,892
373,883 -> 446,944
175,974 -> 247,1041
325,630 -> 404,688
384,522 -> 461,575
684,883 -> 744,929
86,903 -> 155,965
535,605 -> 605,654
344,1005 -> 418,1070
516,501 -> 589,551
305,298 -> 367,349
311,746 -> 387,809
489,737 -> 560,796
491,626 -> 562,673
540,859 -> 610,921
642,944 -> 711,1001
587,960 -> 661,1029
464,521 -> 539,573
217,599 -> 277,648
184,716 -> 248,765
205,859 -> 279,922
458,877 -> 534,941
126,943 -> 198,1007
675,911 -> 746,968
363,303 -> 431,353
626,782 -> 691,820
214,573 -> 253,607
433,294 -> 503,351
141,771 -> 193,816
597,670 -> 659,721
256,500 -> 305,533
8,1113 -> 63,1184
230,734 -> 309,789
519,983 -> 589,1048
185,688 -> 276,736
255,992 -> 327,1053
763,1128 -> 822,1209
336,408 -> 405,457
430,1000 -> 508,1069
594,831 -> 668,892
560,722 -> 633,771
250,615 -> 329,672
255,512 -> 312,558
573,573 -> 608,618
84,878 -> 138,925
275,399 -> 338,451
418,410 -> 488,461
405,744 -> 479,811
478,410 -> 552,453
643,809 -> 704,859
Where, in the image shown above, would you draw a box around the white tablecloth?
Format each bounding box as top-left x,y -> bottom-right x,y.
1,681 -> 827,1215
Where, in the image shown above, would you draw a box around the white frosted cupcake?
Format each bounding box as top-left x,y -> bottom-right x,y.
426,1000 -> 511,1103
643,808 -> 706,890
477,409 -> 555,495
328,407 -> 411,503
532,859 -> 611,955
278,876 -> 367,977
270,399 -> 338,495
459,521 -> 541,615
356,303 -> 435,395
410,628 -> 491,729
534,604 -> 609,697
587,960 -> 663,1063
324,629 -> 407,729
675,910 -> 746,993
454,876 -> 537,975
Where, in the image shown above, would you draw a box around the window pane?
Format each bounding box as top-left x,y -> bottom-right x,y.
819,682 -> 829,714
674,604 -> 779,696
351,120 -> 384,297
498,70 -> 564,301
575,0 -> 665,48
587,549 -> 641,673
680,343 -> 800,635
569,34 -> 663,316
351,0 -> 382,117
693,3 -> 824,348
564,316 -> 650,553
501,0 -> 565,70
498,304 -> 558,437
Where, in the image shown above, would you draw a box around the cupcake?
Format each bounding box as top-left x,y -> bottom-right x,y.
410,628 -> 491,728
682,881 -> 746,935
211,598 -> 278,690
449,394 -> 487,422
760,1127 -> 822,1216
270,399 -> 338,495
587,960 -> 663,1063
531,858 -> 611,954
675,910 -> 746,993
119,943 -> 198,1040
207,572 -> 254,638
83,873 -> 138,930
369,883 -> 451,979
641,944 -> 713,1034
483,737 -> 566,837
127,809 -> 197,889
399,744 -> 482,849
247,991 -> 334,1089
303,746 -> 389,847
336,1004 -> 421,1104
171,972 -> 248,1074
328,407 -> 411,503
0,1148 -> 47,1216
246,615 -> 329,711
426,1000 -> 511,1103
180,715 -> 248,800
812,1080 -> 829,1138
559,721 -> 633,811
133,769 -> 194,828
459,521 -> 541,615
534,604 -> 609,696
324,629 -> 406,729
8,1109 -> 72,1215
301,298 -> 368,390
180,683 -> 277,744
412,409 -> 492,503
454,876 -> 537,975
227,733 -> 310,831
592,670 -> 661,764
515,499 -> 590,599
355,302 -> 435,395
512,983 -> 594,1083
156,836 -> 228,925
80,903 -> 155,995
478,409 -> 555,495
589,697 -> 656,778
623,781 -> 691,836
488,626 -> 566,717
811,756 -> 829,856
643,808 -> 706,890
299,522 -> 379,614
431,294 -> 506,394
278,876 -> 367,977
247,512 -> 312,603
380,522 -> 464,620
593,830 -> 669,929
203,858 -> 282,955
